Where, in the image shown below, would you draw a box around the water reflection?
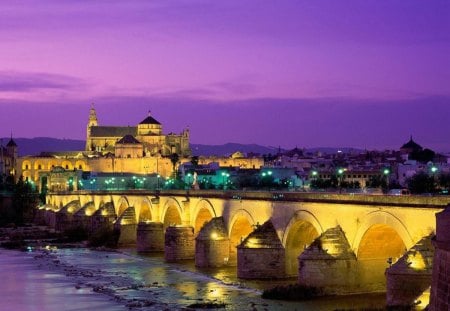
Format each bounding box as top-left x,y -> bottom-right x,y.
0,248 -> 388,311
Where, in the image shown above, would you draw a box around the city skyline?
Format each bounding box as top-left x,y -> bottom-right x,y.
0,1 -> 449,151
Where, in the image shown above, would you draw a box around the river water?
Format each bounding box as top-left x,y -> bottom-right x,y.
0,247 -> 387,311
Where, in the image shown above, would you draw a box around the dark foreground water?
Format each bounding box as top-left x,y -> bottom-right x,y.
0,247 -> 387,311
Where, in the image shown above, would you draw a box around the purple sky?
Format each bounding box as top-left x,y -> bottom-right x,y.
0,1 -> 449,151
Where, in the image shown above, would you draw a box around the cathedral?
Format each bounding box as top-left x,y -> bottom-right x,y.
85,105 -> 191,157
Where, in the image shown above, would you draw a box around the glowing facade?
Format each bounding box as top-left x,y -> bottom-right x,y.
85,105 -> 191,157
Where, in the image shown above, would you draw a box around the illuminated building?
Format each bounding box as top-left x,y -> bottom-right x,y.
85,105 -> 191,157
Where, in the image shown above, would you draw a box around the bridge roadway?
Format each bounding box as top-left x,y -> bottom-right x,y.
43,190 -> 449,300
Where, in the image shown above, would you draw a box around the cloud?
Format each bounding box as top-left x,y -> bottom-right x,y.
0,71 -> 86,93
147,79 -> 259,100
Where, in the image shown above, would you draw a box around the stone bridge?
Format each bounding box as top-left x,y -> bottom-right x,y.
42,190 -> 450,306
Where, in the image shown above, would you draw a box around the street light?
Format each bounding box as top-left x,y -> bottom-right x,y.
186,173 -> 192,189
221,172 -> 230,190
430,166 -> 438,191
337,168 -> 345,193
383,168 -> 390,192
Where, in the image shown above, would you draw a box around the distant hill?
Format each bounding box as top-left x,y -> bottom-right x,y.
3,137 -> 363,157
1,137 -> 85,156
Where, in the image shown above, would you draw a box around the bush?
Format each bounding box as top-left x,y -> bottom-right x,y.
262,284 -> 323,300
88,226 -> 120,248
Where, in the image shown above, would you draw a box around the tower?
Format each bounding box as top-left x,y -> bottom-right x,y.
6,135 -> 18,177
6,136 -> 18,159
86,104 -> 98,151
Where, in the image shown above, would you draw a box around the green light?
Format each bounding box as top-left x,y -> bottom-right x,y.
431,166 -> 438,173
383,168 -> 390,175
312,171 -> 318,176
338,168 -> 344,175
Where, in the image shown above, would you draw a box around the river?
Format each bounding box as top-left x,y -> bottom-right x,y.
0,247 -> 387,310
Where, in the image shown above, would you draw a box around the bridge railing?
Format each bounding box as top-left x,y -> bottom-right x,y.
46,189 -> 450,208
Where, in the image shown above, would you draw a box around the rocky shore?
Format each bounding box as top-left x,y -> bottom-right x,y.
0,224 -> 60,249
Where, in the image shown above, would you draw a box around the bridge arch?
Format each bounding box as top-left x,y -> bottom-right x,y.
192,199 -> 216,234
115,196 -> 130,217
283,210 -> 324,276
161,197 -> 183,229
352,210 -> 413,291
352,210 -> 414,255
138,197 -> 154,222
228,209 -> 256,265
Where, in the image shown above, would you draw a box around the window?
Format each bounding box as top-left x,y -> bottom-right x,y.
78,165 -> 83,169
65,165 -> 69,169
38,165 -> 42,170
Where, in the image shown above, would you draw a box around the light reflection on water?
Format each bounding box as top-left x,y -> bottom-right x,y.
0,248 -> 388,311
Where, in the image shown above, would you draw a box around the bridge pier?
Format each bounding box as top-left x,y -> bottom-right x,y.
386,235 -> 433,308
298,226 -> 359,294
164,226 -> 195,262
136,222 -> 164,252
38,208 -> 57,228
115,207 -> 137,246
195,217 -> 230,267
237,220 -> 285,279
55,211 -> 74,232
115,223 -> 137,246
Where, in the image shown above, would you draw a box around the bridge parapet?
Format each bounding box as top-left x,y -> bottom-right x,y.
48,190 -> 450,208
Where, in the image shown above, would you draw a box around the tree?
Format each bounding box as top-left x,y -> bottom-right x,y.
366,175 -> 388,191
169,153 -> 180,179
407,172 -> 437,194
190,156 -> 199,167
11,176 -> 39,225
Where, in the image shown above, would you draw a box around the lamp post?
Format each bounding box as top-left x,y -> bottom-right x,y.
186,173 -> 192,189
431,165 -> 438,191
221,172 -> 229,190
337,168 -> 345,193
383,168 -> 390,192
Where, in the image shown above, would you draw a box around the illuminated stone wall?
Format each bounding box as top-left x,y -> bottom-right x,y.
198,156 -> 263,169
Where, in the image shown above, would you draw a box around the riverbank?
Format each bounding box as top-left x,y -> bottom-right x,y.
0,245 -> 389,311
0,224 -> 392,310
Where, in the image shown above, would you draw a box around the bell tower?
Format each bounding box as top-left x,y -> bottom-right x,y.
86,103 -> 98,151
